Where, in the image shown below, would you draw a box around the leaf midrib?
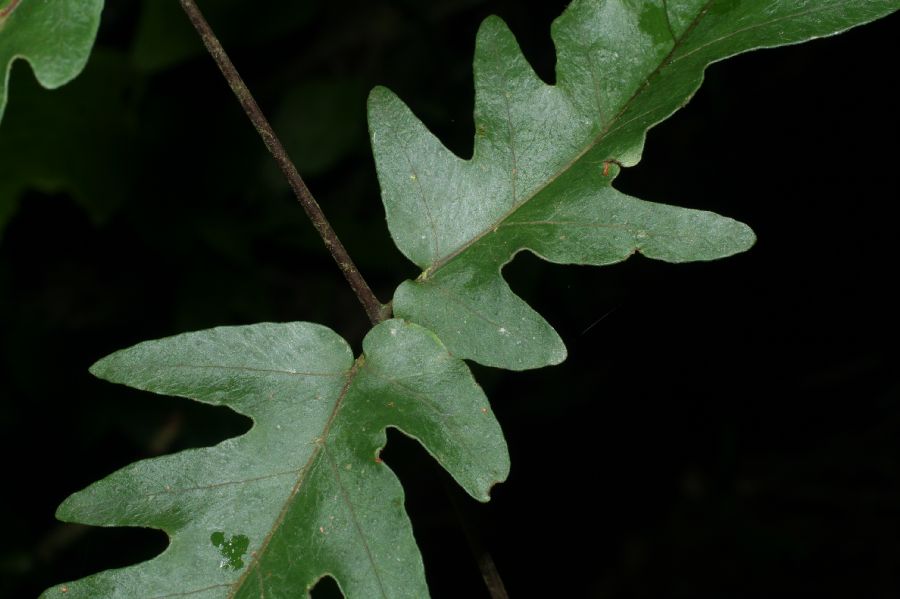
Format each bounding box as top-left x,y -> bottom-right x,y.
226,357 -> 380,598
421,1 -> 844,281
0,0 -> 21,20
421,0 -> 714,280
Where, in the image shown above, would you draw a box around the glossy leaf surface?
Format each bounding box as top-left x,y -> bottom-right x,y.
42,320 -> 507,598
369,0 -> 898,370
0,0 -> 104,124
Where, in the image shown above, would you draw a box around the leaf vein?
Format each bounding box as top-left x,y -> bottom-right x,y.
324,447 -> 390,599
424,0 -> 715,276
149,584 -> 232,599
396,134 -> 440,261
671,5 -> 841,65
166,364 -> 346,377
502,90 -> 519,206
426,281 -> 529,343
228,359 -> 362,598
586,50 -> 604,120
661,0 -> 676,41
367,367 -> 455,421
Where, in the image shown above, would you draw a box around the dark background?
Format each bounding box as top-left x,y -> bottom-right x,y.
1,1 -> 898,597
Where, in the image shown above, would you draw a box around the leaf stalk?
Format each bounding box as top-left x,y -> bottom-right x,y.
178,0 -> 390,325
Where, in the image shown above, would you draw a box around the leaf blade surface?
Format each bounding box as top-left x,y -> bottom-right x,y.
0,0 -> 104,124
369,0 -> 899,369
43,320 -> 508,598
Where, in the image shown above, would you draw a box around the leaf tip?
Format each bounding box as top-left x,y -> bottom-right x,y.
715,216 -> 756,258
366,85 -> 408,141
504,328 -> 567,371
366,84 -> 398,115
736,220 -> 757,253
87,353 -> 114,382
54,480 -> 108,526
54,490 -> 82,524
478,13 -> 511,38
475,14 -> 520,61
367,84 -> 390,102
549,339 -> 568,366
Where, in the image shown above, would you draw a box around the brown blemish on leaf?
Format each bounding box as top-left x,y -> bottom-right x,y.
0,0 -> 21,19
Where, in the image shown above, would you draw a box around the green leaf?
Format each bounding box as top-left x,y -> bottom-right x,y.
368,0 -> 899,370
0,0 -> 104,125
42,320 -> 508,598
